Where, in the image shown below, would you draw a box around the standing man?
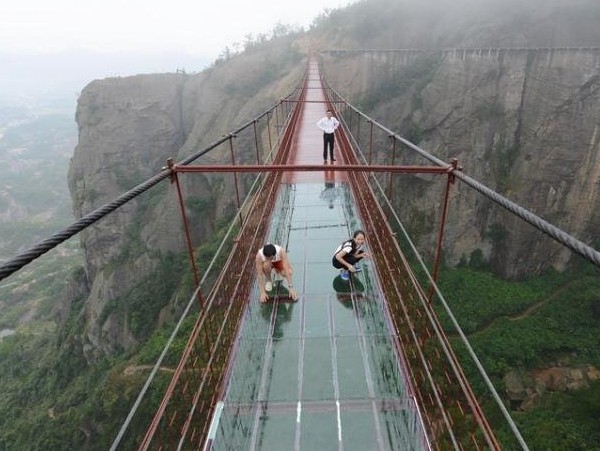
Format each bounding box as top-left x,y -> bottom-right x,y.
317,109 -> 340,163
255,243 -> 298,303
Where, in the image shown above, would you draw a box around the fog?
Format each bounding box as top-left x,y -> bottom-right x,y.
0,50 -> 210,107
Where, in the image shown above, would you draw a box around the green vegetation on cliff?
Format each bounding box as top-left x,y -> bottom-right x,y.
436,263 -> 600,449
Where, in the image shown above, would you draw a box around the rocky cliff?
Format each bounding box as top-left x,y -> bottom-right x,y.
322,48 -> 600,277
316,0 -> 600,278
67,42 -> 304,361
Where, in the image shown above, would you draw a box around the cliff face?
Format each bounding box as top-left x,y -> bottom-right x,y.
322,48 -> 600,277
70,74 -> 186,276
67,44 -> 303,361
67,74 -> 186,359
315,0 -> 600,278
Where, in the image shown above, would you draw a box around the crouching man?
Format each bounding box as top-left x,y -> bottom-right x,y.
255,243 -> 298,303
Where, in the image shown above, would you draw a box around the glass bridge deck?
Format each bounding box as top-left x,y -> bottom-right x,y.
209,182 -> 427,450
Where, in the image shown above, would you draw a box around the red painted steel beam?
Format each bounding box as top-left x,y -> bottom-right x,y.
173,164 -> 453,174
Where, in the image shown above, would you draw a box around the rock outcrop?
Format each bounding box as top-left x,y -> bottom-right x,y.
505,365 -> 600,410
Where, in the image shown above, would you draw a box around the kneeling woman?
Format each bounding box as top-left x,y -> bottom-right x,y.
332,230 -> 369,279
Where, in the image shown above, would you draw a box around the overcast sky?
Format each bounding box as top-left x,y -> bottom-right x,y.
1,0 -> 354,60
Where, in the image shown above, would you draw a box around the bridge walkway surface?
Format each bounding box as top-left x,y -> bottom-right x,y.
209,61 -> 427,450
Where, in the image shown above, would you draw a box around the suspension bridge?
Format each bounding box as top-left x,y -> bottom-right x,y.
2,56 -> 600,450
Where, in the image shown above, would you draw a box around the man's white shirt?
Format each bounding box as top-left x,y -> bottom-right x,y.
317,116 -> 339,134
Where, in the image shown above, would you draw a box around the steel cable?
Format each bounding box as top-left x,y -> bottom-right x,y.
454,171 -> 600,267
